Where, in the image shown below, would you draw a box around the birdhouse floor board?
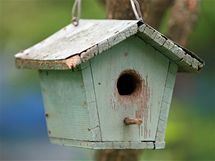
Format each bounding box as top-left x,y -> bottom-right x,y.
50,137 -> 157,149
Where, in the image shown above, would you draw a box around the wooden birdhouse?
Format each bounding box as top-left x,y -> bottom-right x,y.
15,20 -> 204,149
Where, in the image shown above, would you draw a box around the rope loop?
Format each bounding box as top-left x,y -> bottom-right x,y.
71,0 -> 81,26
71,0 -> 143,26
130,0 -> 144,22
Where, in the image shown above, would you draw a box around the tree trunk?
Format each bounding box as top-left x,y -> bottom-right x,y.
166,0 -> 200,46
96,150 -> 141,161
105,0 -> 200,45
106,0 -> 174,30
96,0 -> 200,161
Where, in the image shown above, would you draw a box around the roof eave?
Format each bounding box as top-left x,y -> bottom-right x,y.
137,22 -> 204,73
15,20 -> 139,70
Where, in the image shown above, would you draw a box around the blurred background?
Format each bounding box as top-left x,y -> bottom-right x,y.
0,0 -> 214,160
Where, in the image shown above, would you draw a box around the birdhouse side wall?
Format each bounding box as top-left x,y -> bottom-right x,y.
155,62 -> 178,149
39,70 -> 92,141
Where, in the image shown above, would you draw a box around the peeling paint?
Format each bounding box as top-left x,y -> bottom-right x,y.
114,69 -> 150,139
135,75 -> 150,138
115,69 -> 143,104
65,55 -> 81,69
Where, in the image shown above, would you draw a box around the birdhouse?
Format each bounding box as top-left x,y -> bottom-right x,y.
15,20 -> 204,149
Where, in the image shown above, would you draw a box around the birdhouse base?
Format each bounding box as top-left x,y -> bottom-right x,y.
50,137 -> 165,149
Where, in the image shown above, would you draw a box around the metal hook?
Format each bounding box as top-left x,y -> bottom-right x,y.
71,0 -> 81,26
130,0 -> 144,22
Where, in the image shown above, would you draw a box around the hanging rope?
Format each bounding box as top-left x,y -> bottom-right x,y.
130,0 -> 144,22
71,0 -> 143,26
71,0 -> 81,26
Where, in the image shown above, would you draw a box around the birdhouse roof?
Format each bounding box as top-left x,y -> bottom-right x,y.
15,19 -> 204,72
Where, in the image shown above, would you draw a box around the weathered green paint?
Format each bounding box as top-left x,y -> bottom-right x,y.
38,36 -> 178,149
155,62 -> 178,149
81,62 -> 102,141
39,70 -> 92,141
90,36 -> 169,142
14,19 -> 204,150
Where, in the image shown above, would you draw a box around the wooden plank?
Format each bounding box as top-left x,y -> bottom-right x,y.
90,36 -> 169,142
137,23 -> 204,72
16,58 -> 71,70
39,70 -> 92,141
155,62 -> 178,147
50,137 -> 155,149
81,62 -> 102,141
15,20 -> 138,60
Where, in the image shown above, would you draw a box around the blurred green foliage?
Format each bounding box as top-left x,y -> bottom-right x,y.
1,0 -> 214,161
141,100 -> 215,161
190,0 -> 215,50
1,0 -> 105,50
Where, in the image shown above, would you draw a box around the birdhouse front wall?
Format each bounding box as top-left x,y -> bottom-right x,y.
89,36 -> 170,142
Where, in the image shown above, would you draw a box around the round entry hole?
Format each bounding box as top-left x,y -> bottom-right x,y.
117,70 -> 142,96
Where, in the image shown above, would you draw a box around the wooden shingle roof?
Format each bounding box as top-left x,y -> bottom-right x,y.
15,19 -> 204,72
